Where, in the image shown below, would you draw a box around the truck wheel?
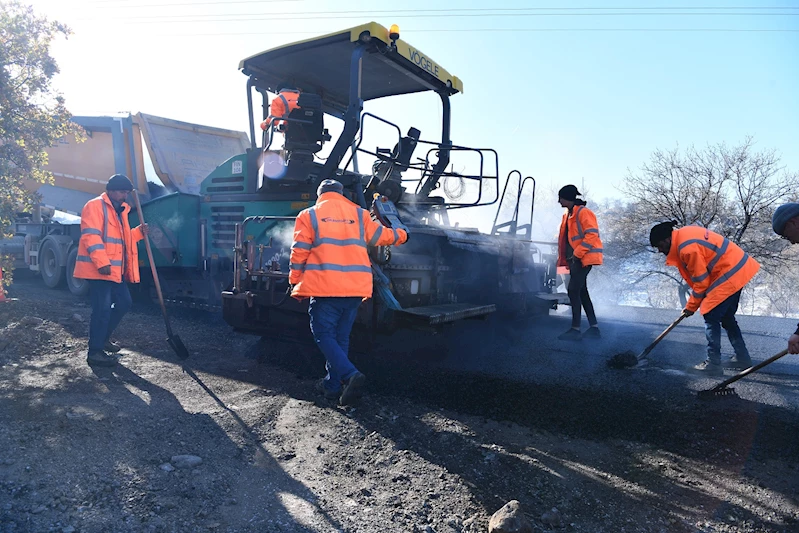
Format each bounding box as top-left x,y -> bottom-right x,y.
66,248 -> 89,297
39,239 -> 64,288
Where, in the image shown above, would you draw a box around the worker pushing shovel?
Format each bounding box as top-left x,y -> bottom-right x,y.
606,310 -> 690,369
645,222 -> 759,375
698,203 -> 799,398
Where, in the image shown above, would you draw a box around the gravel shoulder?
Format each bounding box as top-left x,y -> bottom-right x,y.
1,278 -> 798,533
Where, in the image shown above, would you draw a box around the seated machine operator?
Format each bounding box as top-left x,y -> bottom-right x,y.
260,87 -> 300,132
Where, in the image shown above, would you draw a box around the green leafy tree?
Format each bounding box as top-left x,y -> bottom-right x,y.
1,0 -> 78,287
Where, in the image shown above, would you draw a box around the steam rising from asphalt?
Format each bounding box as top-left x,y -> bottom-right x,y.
263,221 -> 295,268
162,212 -> 183,232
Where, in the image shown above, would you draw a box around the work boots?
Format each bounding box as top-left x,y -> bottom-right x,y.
339,372 -> 366,406
315,379 -> 341,401
557,328 -> 582,341
724,356 -> 753,370
104,340 -> 122,353
693,359 -> 723,376
87,350 -> 117,367
582,326 -> 601,339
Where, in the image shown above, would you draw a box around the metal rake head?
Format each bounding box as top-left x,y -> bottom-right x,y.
697,387 -> 737,400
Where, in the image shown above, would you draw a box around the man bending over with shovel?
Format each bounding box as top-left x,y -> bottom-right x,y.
772,203 -> 799,355
649,221 -> 759,376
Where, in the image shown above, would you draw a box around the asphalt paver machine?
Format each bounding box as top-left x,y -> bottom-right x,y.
213,22 -> 565,337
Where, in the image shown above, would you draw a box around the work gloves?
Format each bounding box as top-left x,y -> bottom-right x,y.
681,309 -> 694,318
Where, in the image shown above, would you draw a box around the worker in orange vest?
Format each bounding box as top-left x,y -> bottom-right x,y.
260,87 -> 300,131
556,185 -> 603,341
73,175 -> 149,367
771,203 -> 799,354
650,221 -> 760,375
289,179 -> 408,406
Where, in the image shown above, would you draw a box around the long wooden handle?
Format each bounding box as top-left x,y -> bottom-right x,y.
638,313 -> 686,360
711,349 -> 791,391
132,190 -> 173,336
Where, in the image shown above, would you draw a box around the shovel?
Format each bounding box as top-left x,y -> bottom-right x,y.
132,190 -> 190,360
698,348 -> 790,400
607,312 -> 688,369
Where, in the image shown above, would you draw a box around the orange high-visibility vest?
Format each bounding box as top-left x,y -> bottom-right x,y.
557,205 -> 603,269
289,192 -> 408,299
666,226 -> 760,314
260,89 -> 300,130
73,193 -> 144,283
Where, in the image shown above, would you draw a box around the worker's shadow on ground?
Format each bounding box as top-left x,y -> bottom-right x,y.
108,302 -> 798,529
218,333 -> 799,530
55,361 -> 343,532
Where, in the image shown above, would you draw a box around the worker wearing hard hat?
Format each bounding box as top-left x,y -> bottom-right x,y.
73,175 -> 149,368
288,179 -> 408,406
649,221 -> 760,375
772,203 -> 799,354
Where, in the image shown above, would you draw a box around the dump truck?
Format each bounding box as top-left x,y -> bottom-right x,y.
131,22 -> 567,339
1,113 -> 250,296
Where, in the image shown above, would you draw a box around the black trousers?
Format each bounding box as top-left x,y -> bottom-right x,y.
567,261 -> 597,328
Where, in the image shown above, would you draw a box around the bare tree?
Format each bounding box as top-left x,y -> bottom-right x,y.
599,138 -> 799,312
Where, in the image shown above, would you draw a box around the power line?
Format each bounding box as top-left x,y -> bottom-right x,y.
85,0 -> 301,7
106,28 -> 799,37
85,11 -> 799,23
78,2 -> 799,8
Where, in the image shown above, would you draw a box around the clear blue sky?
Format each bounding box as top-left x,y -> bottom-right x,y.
25,0 -> 799,220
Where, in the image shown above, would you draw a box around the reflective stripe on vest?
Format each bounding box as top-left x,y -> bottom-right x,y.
367,225 -> 402,247
307,208 -> 366,249
679,237 -> 731,287
102,202 -> 109,244
705,252 -> 751,295
309,210 -> 319,245
368,226 -> 384,247
278,94 -> 290,118
570,206 -> 584,242
101,199 -> 126,271
569,207 -> 599,243
77,256 -> 123,267
303,264 -> 372,273
569,208 -> 601,253
680,237 -> 745,299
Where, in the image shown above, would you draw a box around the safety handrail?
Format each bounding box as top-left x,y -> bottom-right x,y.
492,172 -> 536,239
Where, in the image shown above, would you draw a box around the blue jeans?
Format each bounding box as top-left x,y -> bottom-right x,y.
88,280 -> 132,353
308,297 -> 362,393
703,290 -> 750,365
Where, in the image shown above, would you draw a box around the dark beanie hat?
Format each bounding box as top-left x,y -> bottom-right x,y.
317,179 -> 344,196
106,174 -> 134,191
649,221 -> 678,247
558,184 -> 581,202
772,203 -> 799,235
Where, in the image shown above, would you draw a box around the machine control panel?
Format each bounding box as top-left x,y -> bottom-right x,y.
371,193 -> 408,234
